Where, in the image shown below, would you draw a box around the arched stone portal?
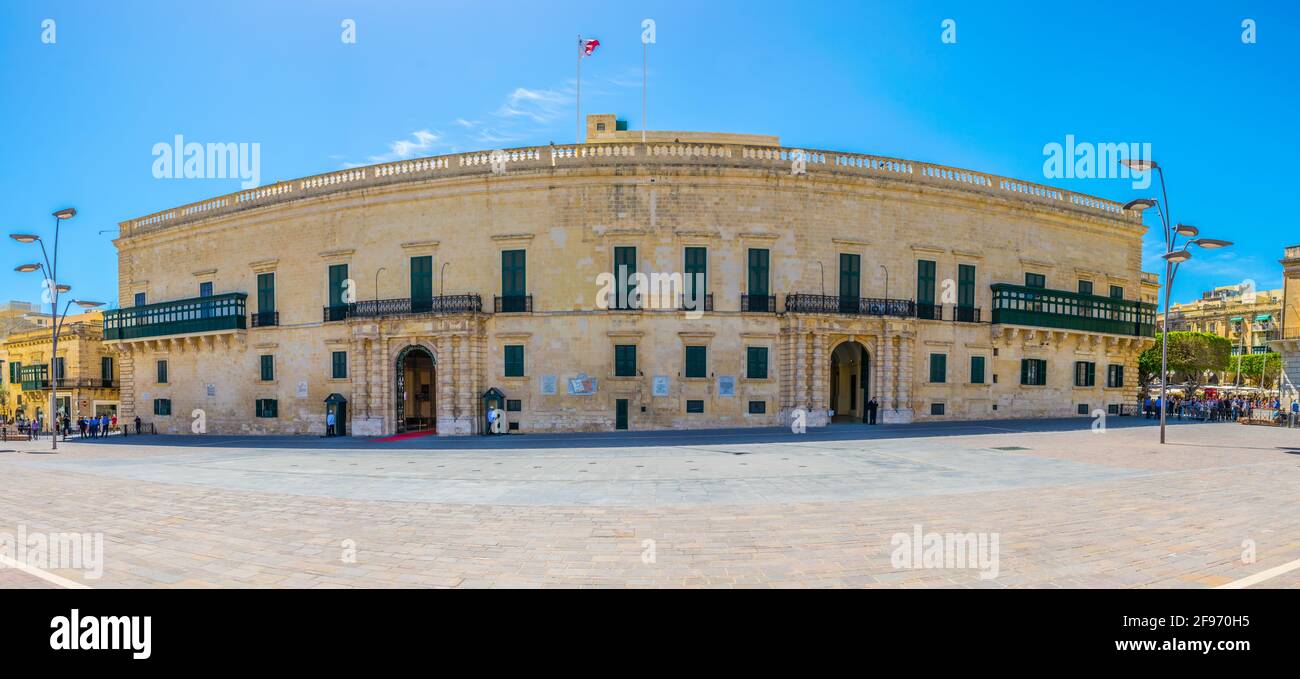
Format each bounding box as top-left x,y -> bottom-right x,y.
395,345 -> 436,433
829,341 -> 870,423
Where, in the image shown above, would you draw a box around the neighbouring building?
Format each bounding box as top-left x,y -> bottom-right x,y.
1,310 -> 120,426
1160,283 -> 1283,355
105,114 -> 1157,436
1270,246 -> 1300,398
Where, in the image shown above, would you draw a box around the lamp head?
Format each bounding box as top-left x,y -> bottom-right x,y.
54,284 -> 71,294
73,300 -> 104,309
1192,238 -> 1232,249
1163,250 -> 1193,264
1174,224 -> 1199,237
1121,159 -> 1158,173
9,234 -> 40,244
14,263 -> 41,273
1123,198 -> 1157,211
52,208 -> 77,220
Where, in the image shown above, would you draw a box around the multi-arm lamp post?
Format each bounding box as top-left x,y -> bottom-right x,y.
11,207 -> 105,450
1122,161 -> 1232,444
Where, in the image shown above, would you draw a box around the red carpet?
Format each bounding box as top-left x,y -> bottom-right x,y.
371,429 -> 438,443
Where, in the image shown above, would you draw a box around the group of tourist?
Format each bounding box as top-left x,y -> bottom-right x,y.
1143,394 -> 1286,422
77,414 -> 117,438
0,413 -> 121,440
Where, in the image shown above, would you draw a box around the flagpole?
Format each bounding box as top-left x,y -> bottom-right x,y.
642,39 -> 647,143
576,34 -> 582,144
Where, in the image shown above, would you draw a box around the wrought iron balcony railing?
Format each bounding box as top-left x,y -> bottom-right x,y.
494,295 -> 533,313
680,293 -> 713,312
991,283 -> 1155,337
322,295 -> 483,321
953,306 -> 982,323
104,293 -> 247,341
915,302 -> 943,320
785,294 -> 915,317
251,311 -> 280,327
741,294 -> 777,313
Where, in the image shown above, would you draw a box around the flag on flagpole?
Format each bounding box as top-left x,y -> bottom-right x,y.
581,38 -> 600,56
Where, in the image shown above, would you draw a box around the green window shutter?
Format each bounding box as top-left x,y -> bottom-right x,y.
615,345 -> 637,377
260,355 -> 274,381
101,357 -> 113,381
328,264 -> 349,308
501,250 -> 526,297
1020,359 -> 1031,385
257,272 -> 276,313
684,247 -> 707,297
839,253 -> 861,299
1078,280 -> 1093,295
747,249 -> 769,296
917,260 -> 936,305
929,353 -> 946,383
614,247 -> 637,308
1115,365 -> 1125,387
410,256 -> 433,302
1037,360 -> 1047,385
970,356 -> 985,384
504,345 -> 525,377
1088,362 -> 1096,386
157,360 -> 168,384
685,346 -> 707,378
1025,273 -> 1046,289
958,264 -> 975,308
332,351 -> 347,379
747,347 -> 769,379
1110,285 -> 1124,299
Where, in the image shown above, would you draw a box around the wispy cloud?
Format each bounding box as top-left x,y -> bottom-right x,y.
497,86 -> 571,123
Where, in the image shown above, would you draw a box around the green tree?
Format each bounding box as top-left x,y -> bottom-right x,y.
1138,331 -> 1232,391
1226,352 -> 1282,388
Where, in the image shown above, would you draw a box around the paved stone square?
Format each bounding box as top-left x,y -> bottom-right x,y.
0,417 -> 1297,588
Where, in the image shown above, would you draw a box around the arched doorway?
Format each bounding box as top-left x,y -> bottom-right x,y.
829,341 -> 870,423
395,345 -> 436,433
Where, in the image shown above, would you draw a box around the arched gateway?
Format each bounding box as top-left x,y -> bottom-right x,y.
395,345 -> 436,433
830,341 -> 871,423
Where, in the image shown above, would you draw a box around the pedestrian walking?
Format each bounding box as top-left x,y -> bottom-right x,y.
867,397 -> 879,425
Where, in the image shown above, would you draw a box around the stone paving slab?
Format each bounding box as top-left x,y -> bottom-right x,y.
0,419 -> 1297,588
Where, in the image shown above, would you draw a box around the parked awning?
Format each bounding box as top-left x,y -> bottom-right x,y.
1256,314 -> 1272,321
1230,316 -> 1244,322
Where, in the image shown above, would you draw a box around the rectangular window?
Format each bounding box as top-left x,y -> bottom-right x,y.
929,353 -> 947,383
931,403 -> 946,416
53,357 -> 65,380
255,399 -> 278,418
684,247 -> 707,298
504,345 -> 525,377
1078,280 -> 1093,296
328,264 -> 349,308
260,355 -> 275,382
199,281 -> 213,297
685,346 -> 707,378
506,399 -> 522,412
156,360 -> 168,384
839,253 -> 861,300
614,247 -> 637,309
9,361 -> 19,383
134,292 -> 146,307
1107,364 -> 1125,388
410,255 -> 433,307
1074,361 -> 1096,387
1078,404 -> 1090,415
1020,358 -> 1047,386
747,248 -> 770,296
1025,273 -> 1046,289
1110,285 -> 1124,300
257,272 -> 276,314
153,399 -> 171,416
1108,404 -> 1120,415
102,356 -> 113,382
746,347 -> 769,380
614,345 -> 637,377
748,400 -> 766,414
332,351 -> 348,379
970,356 -> 986,384
917,260 -> 936,305
686,400 -> 705,414
501,250 -> 526,296
957,264 -> 976,308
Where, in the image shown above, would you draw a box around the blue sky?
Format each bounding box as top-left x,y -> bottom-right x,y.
2,0 -> 1296,309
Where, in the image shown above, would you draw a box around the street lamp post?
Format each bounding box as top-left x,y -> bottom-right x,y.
1123,162 -> 1233,444
10,207 -> 77,449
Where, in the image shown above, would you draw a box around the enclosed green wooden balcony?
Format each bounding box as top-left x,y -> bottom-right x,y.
19,364 -> 49,391
104,293 -> 247,340
991,284 -> 1155,337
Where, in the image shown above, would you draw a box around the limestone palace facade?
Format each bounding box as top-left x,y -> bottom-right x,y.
105,114 -> 1158,436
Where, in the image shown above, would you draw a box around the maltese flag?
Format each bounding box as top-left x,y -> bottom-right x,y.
581,38 -> 600,56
